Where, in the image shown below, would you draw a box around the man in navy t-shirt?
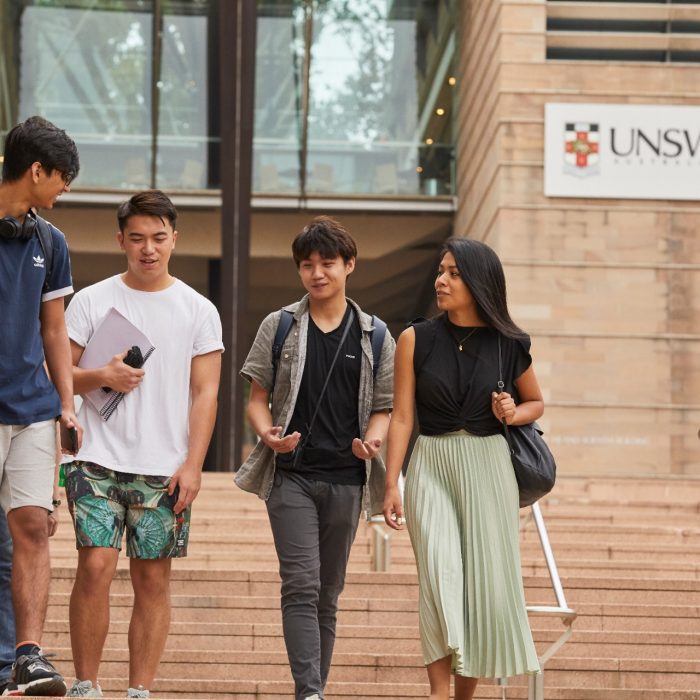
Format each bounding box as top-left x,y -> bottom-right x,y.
0,116 -> 82,696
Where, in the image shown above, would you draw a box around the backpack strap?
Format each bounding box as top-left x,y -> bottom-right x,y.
370,315 -> 387,378
34,215 -> 54,295
272,310 -> 385,389
271,309 -> 295,391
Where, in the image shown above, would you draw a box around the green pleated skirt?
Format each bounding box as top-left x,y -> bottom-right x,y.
404,430 -> 540,679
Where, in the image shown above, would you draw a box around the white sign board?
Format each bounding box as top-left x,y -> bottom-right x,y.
544,103 -> 700,201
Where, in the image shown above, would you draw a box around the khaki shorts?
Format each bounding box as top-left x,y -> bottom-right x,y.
0,420 -> 56,512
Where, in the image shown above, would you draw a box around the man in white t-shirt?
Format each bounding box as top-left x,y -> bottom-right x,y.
63,190 -> 224,699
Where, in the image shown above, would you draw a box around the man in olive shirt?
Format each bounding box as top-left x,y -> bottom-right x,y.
236,216 -> 395,700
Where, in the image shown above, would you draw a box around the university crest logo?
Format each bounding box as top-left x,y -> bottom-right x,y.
564,122 -> 600,176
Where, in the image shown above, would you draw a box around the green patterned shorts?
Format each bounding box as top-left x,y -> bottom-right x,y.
65,461 -> 190,559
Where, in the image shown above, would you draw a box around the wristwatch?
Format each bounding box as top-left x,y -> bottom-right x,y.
51,499 -> 61,508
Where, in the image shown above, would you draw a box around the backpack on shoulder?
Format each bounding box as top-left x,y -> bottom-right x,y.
271,309 -> 387,390
35,216 -> 55,294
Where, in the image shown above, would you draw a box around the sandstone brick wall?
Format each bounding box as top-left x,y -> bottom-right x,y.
456,0 -> 700,475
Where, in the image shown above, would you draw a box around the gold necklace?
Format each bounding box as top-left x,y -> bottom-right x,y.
453,326 -> 478,351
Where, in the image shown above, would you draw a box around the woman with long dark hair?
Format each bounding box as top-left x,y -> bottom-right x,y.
383,238 -> 542,699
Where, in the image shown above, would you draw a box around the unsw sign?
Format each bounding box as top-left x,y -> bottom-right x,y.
544,103 -> 700,201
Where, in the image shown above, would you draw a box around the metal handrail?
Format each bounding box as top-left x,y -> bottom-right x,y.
368,497 -> 576,700
518,501 -> 577,700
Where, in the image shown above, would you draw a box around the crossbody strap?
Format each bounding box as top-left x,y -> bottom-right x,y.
304,307 -> 355,438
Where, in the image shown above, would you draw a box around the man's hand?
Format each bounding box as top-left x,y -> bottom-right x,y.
262,426 -> 301,454
48,506 -> 59,537
104,351 -> 145,393
352,437 -> 382,461
59,410 -> 83,452
168,463 -> 202,515
383,484 -> 404,530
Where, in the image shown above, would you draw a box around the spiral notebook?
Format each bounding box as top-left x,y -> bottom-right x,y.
78,307 -> 155,421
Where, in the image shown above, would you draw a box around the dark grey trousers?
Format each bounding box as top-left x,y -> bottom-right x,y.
266,470 -> 363,700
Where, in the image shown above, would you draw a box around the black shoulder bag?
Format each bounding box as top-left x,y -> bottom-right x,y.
290,308 -> 355,470
497,334 -> 556,507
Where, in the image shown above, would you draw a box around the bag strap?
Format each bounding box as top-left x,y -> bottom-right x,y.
497,334 -> 515,454
303,308 -> 355,439
370,315 -> 386,378
34,215 -> 54,295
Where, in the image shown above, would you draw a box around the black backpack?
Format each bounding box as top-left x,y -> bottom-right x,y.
271,308 -> 387,390
35,216 -> 55,294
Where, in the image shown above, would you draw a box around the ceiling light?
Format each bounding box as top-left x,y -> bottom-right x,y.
425,138 -> 434,145
436,108 -> 445,116
448,76 -> 456,86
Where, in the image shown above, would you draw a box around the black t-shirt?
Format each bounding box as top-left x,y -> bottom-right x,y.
277,305 -> 365,485
413,316 -> 532,436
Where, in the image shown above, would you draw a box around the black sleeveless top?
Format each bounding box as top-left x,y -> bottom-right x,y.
413,316 -> 532,436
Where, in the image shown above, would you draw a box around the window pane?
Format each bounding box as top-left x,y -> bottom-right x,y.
17,2 -> 153,189
253,2 -> 305,193
157,2 -> 215,190
253,0 -> 456,196
305,0 -> 454,196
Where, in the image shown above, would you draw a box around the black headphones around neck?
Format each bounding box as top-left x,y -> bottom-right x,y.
0,211 -> 37,241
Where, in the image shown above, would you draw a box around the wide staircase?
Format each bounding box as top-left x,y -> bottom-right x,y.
42,474 -> 700,699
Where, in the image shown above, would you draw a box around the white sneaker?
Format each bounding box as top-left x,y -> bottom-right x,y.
67,680 -> 104,697
303,695 -> 321,700
127,686 -> 150,699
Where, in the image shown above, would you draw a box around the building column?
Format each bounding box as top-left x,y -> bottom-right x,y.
217,0 -> 256,470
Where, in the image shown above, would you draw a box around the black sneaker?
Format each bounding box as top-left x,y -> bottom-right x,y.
12,651 -> 66,696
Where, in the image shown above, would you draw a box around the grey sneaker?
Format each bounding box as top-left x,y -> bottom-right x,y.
67,679 -> 104,697
127,687 -> 150,698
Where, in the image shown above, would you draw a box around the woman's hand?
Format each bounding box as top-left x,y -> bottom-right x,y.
492,391 -> 517,425
383,484 -> 404,530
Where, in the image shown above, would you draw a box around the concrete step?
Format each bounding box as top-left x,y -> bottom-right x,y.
45,573 -> 700,607
47,511 -> 700,538
47,567 -> 700,603
43,473 -> 700,697
45,602 -> 698,635
39,621 -> 700,659
49,520 -> 700,545
22,682 -> 700,700
40,647 -> 700,688
47,541 -> 700,569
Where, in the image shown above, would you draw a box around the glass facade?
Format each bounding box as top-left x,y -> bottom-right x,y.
0,0 -> 456,197
1,0 -> 216,190
255,0 -> 456,196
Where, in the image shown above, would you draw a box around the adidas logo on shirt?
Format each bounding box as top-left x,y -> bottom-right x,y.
33,255 -> 45,268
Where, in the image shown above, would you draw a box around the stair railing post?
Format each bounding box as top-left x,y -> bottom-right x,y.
528,670 -> 544,700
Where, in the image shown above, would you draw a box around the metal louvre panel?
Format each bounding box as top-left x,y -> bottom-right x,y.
546,0 -> 700,62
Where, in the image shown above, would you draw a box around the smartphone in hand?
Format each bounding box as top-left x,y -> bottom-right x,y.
60,423 -> 78,455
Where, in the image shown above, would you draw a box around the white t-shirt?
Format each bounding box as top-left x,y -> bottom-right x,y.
66,275 -> 224,476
